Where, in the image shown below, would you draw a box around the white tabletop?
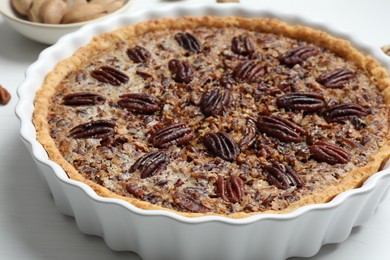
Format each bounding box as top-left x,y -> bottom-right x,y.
1,0 -> 390,259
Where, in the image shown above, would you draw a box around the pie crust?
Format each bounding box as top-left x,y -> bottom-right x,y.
33,16 -> 390,218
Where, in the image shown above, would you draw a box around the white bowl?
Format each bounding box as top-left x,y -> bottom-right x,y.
0,0 -> 132,45
15,3 -> 390,260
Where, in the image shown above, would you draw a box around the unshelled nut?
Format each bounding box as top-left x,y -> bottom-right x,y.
14,0 -> 127,25
64,0 -> 87,8
382,45 -> 390,56
0,85 -> 11,105
61,3 -> 107,23
90,0 -> 125,13
27,0 -> 46,23
11,0 -> 33,16
39,0 -> 68,24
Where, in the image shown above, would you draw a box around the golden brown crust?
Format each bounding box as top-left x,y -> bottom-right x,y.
33,16 -> 390,218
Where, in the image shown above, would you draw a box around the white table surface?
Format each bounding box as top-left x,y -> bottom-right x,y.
1,0 -> 390,259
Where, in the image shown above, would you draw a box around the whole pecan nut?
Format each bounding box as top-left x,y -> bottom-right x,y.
118,93 -> 161,114
69,120 -> 116,139
0,85 -> 11,105
262,162 -> 304,189
199,88 -> 232,116
310,141 -> 350,165
282,45 -> 319,66
232,60 -> 266,83
324,103 -> 368,124
256,115 -> 305,143
317,68 -> 354,88
231,34 -> 255,56
127,46 -> 151,63
90,66 -> 129,86
276,92 -> 325,112
216,175 -> 245,203
174,32 -> 202,53
128,151 -> 169,179
150,123 -> 194,148
203,132 -> 239,162
168,59 -> 195,84
63,92 -> 106,106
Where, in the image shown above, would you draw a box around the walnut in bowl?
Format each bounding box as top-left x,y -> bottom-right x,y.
0,0 -> 132,44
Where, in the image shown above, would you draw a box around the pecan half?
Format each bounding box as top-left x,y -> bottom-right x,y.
262,162 -> 304,189
128,151 -> 169,178
256,115 -> 305,143
69,120 -> 116,139
310,141 -> 350,165
239,120 -> 258,150
0,85 -> 11,105
199,88 -> 232,116
168,59 -> 195,84
150,123 -> 194,148
126,46 -> 151,63
282,46 -> 319,66
219,75 -> 235,90
63,92 -> 106,106
126,183 -> 145,198
231,34 -> 255,56
174,32 -> 202,53
90,66 -> 129,86
216,175 -> 245,203
276,92 -> 325,112
317,68 -> 354,88
172,191 -> 209,213
232,60 -> 266,83
118,93 -> 161,114
324,104 -> 368,124
203,132 -> 239,162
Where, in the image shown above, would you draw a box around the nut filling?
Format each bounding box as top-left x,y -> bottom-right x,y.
44,24 -> 389,215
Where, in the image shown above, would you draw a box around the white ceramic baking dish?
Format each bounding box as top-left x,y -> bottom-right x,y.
15,3 -> 390,260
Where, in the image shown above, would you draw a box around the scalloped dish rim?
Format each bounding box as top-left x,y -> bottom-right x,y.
16,3 -> 390,225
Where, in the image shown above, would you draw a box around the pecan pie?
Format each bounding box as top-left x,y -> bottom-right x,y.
33,16 -> 390,218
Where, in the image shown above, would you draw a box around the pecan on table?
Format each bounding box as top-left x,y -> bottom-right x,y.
68,120 -> 116,139
232,60 -> 266,83
90,66 -> 129,86
150,123 -> 194,148
324,103 -> 368,124
128,151 -> 169,179
127,46 -> 151,63
199,88 -> 232,116
0,84 -> 11,105
256,115 -> 305,143
118,93 -> 161,114
281,45 -> 318,66
62,92 -> 106,106
262,162 -> 304,189
310,141 -> 350,165
168,59 -> 195,84
317,68 -> 355,88
203,132 -> 239,162
276,92 -> 325,112
231,34 -> 255,56
216,175 -> 245,203
175,32 -> 202,53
